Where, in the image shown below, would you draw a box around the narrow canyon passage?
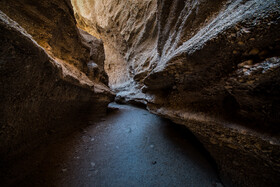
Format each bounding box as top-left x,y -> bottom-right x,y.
3,104 -> 221,187
1,0 -> 279,186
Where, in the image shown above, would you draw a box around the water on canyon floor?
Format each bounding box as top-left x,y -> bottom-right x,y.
3,103 -> 222,186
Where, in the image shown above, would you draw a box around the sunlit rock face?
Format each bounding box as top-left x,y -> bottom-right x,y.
0,0 -> 109,85
0,1 -> 114,160
73,0 -> 280,186
71,0 -> 158,88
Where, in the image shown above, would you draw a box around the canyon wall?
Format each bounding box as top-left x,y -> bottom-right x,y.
71,0 -> 158,89
0,0 -> 114,160
73,0 -> 280,186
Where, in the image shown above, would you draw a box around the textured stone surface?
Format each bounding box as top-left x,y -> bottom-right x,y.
0,0 -> 90,73
148,105 -> 280,187
79,28 -> 109,85
71,0 -> 158,88
73,0 -> 280,186
0,5 -> 114,161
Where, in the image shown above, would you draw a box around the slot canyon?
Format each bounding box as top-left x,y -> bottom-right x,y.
0,0 -> 279,186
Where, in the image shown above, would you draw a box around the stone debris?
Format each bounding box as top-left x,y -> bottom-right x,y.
90,162 -> 96,167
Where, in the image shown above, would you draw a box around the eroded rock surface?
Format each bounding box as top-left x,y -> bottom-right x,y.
73,0 -> 280,186
71,0 -> 158,88
79,28 -> 109,85
0,0 -> 89,72
0,0 -> 114,161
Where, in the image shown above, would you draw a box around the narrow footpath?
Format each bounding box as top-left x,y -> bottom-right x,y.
4,103 -> 222,187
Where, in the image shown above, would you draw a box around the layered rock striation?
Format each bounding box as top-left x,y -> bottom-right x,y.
0,1 -> 114,161
73,0 -> 280,186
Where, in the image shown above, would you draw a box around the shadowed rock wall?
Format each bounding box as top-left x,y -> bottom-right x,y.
0,0 -> 114,161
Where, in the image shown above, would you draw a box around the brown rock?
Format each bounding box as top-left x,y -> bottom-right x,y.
238,41 -> 245,46
232,50 -> 239,54
238,60 -> 254,68
259,50 -> 269,57
249,48 -> 260,55
0,8 -> 114,160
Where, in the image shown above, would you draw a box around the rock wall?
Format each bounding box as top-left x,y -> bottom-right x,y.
73,0 -> 280,186
0,1 -> 114,161
71,0 -> 158,88
0,0 -> 88,71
